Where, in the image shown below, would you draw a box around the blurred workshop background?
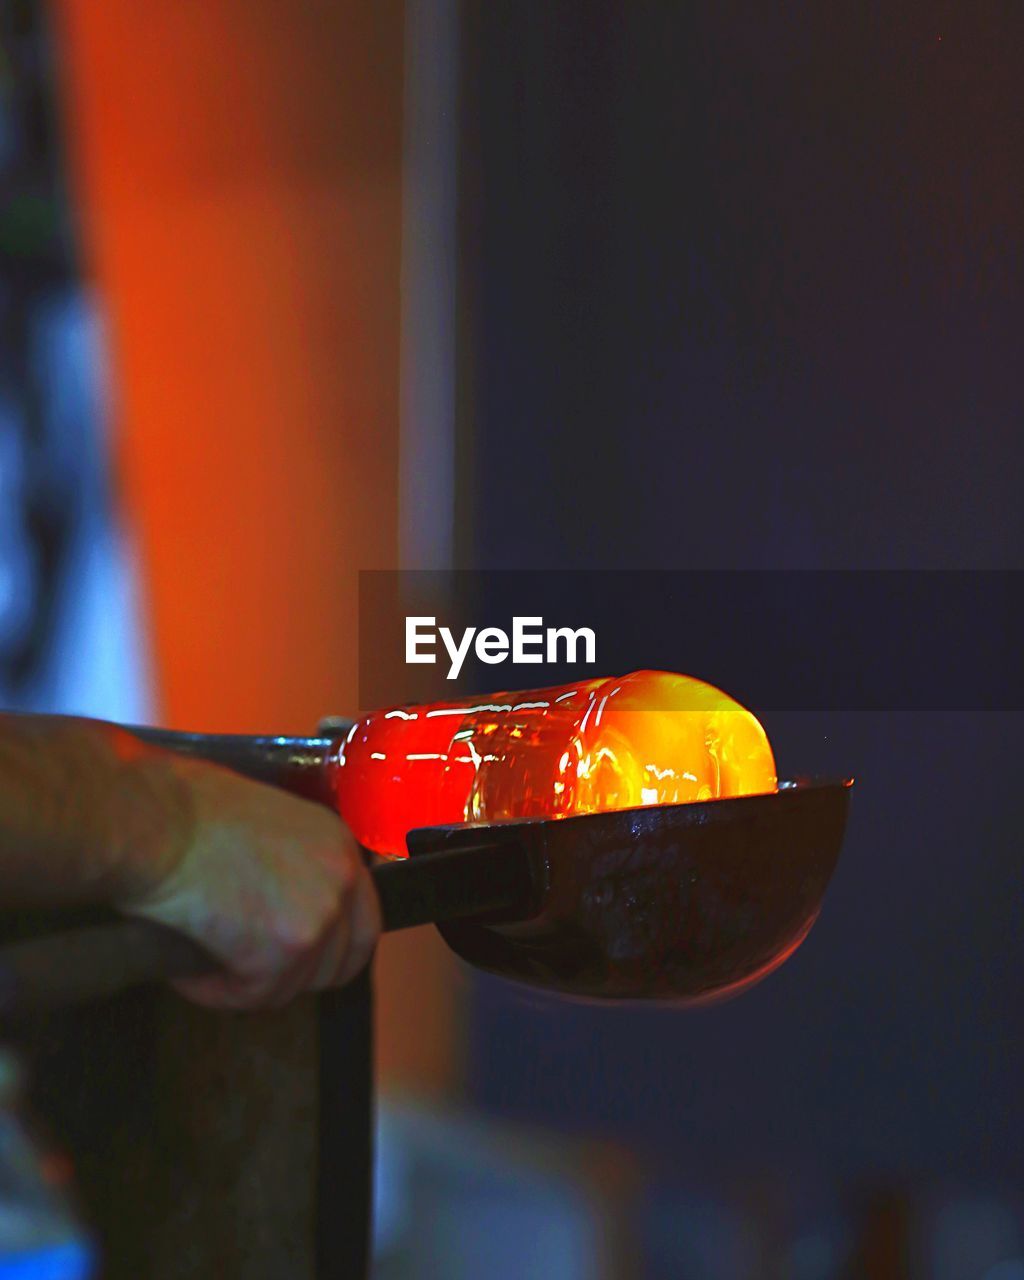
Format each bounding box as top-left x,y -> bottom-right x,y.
1,2 -> 1021,1278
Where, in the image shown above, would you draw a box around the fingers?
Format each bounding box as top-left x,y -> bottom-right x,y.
301,865 -> 381,994
171,857 -> 382,1011
120,759 -> 385,1012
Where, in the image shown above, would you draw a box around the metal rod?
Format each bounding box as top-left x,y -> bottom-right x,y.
128,728 -> 346,808
371,839 -> 533,931
0,918 -> 210,1016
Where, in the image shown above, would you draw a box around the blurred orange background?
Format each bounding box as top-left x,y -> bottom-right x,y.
51,0 -> 458,1094
54,0 -> 402,735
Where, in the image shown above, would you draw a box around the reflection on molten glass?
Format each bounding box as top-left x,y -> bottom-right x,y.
334,670 -> 777,858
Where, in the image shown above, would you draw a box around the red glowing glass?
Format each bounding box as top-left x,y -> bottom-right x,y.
334,670 -> 777,858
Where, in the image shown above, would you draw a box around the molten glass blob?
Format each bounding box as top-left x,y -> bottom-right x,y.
333,670 -> 777,858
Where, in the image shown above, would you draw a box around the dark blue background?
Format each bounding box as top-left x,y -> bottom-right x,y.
459,1 -> 1023,1198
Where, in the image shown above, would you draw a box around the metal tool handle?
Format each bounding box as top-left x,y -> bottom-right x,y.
0,841 -> 534,1018
128,727 -> 347,807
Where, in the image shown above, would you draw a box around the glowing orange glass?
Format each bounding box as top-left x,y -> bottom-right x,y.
334,670 -> 777,858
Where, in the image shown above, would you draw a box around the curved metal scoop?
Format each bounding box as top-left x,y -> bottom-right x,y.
400,778 -> 851,1002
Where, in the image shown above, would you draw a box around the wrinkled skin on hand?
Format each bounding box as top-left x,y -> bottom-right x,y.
118,755 -> 381,1010
0,715 -> 380,1011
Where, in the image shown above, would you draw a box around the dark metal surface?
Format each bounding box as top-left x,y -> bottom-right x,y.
410,778 -> 852,1002
317,971 -> 373,1280
0,918 -> 210,1016
128,728 -> 346,808
369,841 -> 537,932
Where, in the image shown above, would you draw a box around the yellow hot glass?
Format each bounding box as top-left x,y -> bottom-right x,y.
334,670 -> 777,857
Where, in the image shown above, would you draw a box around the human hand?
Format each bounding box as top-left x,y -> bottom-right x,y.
114,755 -> 380,1010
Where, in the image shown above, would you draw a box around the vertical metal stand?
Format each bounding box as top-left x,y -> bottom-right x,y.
316,967 -> 374,1279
